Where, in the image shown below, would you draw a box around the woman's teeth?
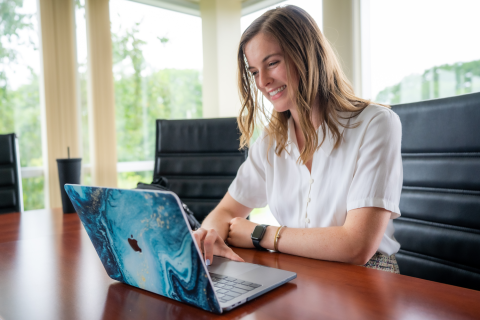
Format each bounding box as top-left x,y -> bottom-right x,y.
269,85 -> 286,96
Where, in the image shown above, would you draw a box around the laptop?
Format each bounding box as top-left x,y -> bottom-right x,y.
64,184 -> 296,313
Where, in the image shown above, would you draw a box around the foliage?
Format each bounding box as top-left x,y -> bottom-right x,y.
0,0 -> 32,94
112,23 -> 201,163
0,5 -> 203,210
0,70 -> 42,167
0,1 -> 43,211
22,176 -> 44,210
78,20 -> 202,189
117,171 -> 153,189
376,60 -> 480,104
7,73 -> 42,167
114,68 -> 202,162
0,0 -> 33,133
250,206 -> 278,226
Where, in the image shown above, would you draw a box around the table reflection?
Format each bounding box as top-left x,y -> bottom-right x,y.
71,228 -> 115,319
102,283 -> 214,320
100,278 -> 297,320
12,228 -> 59,319
18,208 -> 61,240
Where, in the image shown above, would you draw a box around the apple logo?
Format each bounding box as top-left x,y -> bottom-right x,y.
128,235 -> 142,253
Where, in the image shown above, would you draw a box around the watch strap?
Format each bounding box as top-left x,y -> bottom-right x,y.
252,224 -> 268,251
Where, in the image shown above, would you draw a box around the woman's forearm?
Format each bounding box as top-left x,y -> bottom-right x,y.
259,207 -> 391,265
259,225 -> 364,264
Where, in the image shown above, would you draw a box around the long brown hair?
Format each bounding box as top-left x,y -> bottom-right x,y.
237,5 -> 381,164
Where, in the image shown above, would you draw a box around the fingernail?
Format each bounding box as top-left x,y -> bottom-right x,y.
206,259 -> 211,266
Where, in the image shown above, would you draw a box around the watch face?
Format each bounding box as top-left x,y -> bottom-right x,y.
252,225 -> 266,239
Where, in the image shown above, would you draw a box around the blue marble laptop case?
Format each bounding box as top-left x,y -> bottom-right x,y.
64,185 -> 222,314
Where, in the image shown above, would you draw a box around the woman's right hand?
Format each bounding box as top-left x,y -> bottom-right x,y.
192,228 -> 244,266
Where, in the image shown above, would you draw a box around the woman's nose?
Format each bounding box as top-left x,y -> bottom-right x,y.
258,70 -> 272,89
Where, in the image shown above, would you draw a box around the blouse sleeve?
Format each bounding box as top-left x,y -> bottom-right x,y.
228,134 -> 268,209
346,110 -> 403,219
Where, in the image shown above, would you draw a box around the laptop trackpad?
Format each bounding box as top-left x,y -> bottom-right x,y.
207,256 -> 259,277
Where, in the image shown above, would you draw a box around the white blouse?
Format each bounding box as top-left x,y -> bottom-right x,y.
228,105 -> 403,256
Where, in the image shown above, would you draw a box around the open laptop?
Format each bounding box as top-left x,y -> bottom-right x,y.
64,184 -> 296,313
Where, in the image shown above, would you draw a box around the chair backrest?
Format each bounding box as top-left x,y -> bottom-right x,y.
154,118 -> 247,222
392,92 -> 480,290
0,133 -> 23,214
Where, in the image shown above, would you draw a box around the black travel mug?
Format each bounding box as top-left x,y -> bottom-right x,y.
57,158 -> 82,213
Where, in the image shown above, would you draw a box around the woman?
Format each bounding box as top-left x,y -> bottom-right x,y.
193,5 -> 402,273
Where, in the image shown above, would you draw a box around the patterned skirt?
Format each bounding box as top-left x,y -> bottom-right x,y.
363,252 -> 400,274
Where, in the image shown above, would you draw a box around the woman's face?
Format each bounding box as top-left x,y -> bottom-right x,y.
244,32 -> 297,113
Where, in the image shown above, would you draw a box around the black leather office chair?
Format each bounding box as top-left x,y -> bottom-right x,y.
393,92 -> 480,290
153,118 -> 247,223
0,133 -> 23,214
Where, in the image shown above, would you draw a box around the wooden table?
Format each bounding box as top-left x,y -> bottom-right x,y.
1,209 -> 479,320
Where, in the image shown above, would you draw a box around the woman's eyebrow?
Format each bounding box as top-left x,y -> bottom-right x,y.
247,53 -> 282,70
262,53 -> 282,62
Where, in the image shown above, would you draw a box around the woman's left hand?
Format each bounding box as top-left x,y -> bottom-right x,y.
227,217 -> 257,248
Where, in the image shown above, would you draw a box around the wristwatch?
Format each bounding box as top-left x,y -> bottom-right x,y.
251,224 -> 269,250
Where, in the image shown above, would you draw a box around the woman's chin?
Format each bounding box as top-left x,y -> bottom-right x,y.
272,104 -> 290,114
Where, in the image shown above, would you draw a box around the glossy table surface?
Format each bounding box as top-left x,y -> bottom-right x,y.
1,209 -> 480,320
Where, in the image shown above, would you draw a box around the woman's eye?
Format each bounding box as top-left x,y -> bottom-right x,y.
268,61 -> 278,67
251,71 -> 258,76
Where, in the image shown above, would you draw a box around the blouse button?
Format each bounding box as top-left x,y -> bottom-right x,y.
310,178 -> 314,184
305,217 -> 310,224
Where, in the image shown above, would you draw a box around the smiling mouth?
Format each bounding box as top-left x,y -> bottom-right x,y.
269,85 -> 286,96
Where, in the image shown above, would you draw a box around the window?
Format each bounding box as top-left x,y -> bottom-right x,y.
0,0 -> 44,210
365,0 -> 480,104
109,0 -> 203,188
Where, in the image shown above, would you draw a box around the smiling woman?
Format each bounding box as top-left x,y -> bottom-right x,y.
193,5 -> 403,274
237,6 -> 371,166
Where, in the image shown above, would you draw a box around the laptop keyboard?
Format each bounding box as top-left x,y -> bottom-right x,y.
209,273 -> 262,303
